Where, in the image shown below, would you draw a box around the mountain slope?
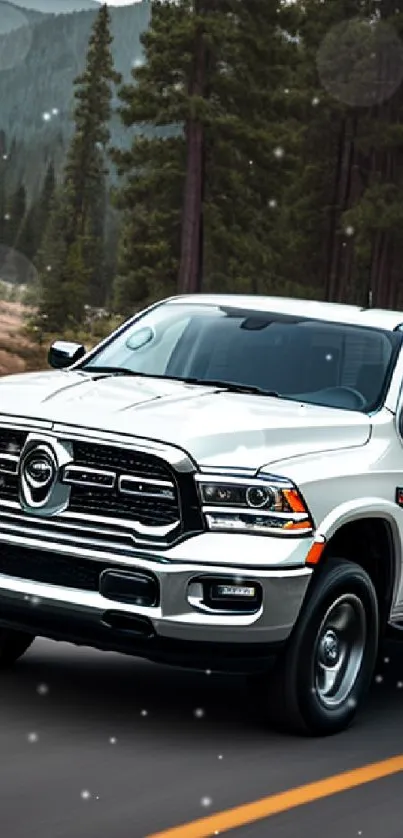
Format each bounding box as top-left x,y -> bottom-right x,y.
0,1 -> 152,199
6,0 -> 99,12
0,1 -> 46,35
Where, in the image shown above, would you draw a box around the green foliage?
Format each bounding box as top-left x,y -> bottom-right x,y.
0,3 -> 152,202
36,3 -> 120,331
112,0 -> 303,313
5,0 -> 403,355
25,162 -> 56,263
278,0 -> 403,307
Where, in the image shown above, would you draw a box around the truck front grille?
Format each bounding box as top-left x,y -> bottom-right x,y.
68,488 -> 179,526
68,441 -> 181,527
0,430 -> 204,550
0,429 -> 28,502
0,429 -> 27,456
72,441 -> 171,481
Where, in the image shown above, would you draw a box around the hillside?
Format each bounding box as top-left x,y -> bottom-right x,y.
0,1 -> 46,35
0,1 -> 152,199
6,0 -> 98,12
0,300 -> 45,375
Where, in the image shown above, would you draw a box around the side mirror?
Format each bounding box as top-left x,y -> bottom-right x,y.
48,341 -> 86,370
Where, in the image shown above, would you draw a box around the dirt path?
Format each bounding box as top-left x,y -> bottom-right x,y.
0,301 -> 44,376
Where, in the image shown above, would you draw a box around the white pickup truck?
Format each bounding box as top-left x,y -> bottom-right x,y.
0,293 -> 402,736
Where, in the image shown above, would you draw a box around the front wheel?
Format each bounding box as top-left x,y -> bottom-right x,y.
263,558 -> 379,736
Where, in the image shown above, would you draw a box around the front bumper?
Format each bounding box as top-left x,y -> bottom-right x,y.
0,531 -> 313,672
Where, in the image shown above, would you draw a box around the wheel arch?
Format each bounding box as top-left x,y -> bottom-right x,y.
309,509 -> 401,630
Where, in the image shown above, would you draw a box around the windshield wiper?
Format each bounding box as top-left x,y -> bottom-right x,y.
80,367 -> 279,396
176,377 -> 280,397
80,366 -> 148,377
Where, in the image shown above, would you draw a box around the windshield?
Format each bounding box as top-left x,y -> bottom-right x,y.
81,302 -> 402,412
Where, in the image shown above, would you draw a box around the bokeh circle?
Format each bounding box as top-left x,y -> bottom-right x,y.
317,17 -> 403,108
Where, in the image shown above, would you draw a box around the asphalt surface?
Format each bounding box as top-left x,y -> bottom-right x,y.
1,637 -> 403,838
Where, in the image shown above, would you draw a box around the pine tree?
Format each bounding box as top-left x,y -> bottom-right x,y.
0,131 -> 8,279
36,192 -> 70,331
28,162 -> 56,262
282,0 -> 403,307
113,0 -> 301,312
4,183 -> 26,251
37,3 -> 120,332
112,0 -> 188,311
0,131 -> 7,249
200,0 -> 301,295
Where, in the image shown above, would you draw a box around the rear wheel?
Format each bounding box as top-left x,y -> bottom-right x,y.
260,558 -> 379,736
0,629 -> 35,669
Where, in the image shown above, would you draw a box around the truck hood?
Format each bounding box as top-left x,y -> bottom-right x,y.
0,370 -> 371,470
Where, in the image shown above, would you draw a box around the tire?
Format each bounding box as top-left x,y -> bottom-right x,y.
261,558 -> 379,736
0,629 -> 35,669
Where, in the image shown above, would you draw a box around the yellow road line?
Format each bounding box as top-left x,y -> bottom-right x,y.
146,754 -> 403,838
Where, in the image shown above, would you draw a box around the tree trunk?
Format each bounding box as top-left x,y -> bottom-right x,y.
177,13 -> 206,295
326,117 -> 356,302
325,118 -> 346,301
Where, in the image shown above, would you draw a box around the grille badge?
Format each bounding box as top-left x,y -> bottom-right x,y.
18,434 -> 74,516
20,444 -> 57,508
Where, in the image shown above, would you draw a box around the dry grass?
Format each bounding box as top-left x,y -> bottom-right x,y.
0,301 -> 46,377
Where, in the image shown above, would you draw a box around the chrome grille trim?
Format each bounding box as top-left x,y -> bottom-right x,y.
53,424 -> 196,472
118,475 -> 176,500
0,418 -> 52,432
0,454 -> 19,475
62,465 -> 116,489
0,503 -> 179,553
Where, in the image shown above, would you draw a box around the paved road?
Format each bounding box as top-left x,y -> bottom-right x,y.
1,637 -> 403,838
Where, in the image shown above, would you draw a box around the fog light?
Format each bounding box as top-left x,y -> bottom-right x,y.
187,577 -> 262,614
212,584 -> 257,599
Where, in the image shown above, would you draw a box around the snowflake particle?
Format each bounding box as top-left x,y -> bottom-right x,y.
27,732 -> 38,743
37,683 -> 49,696
201,796 -> 212,807
140,709 -> 148,717
273,146 -> 284,159
109,736 -> 117,744
80,790 -> 91,800
375,674 -> 383,684
345,225 -> 355,236
30,596 -> 41,606
194,708 -> 205,719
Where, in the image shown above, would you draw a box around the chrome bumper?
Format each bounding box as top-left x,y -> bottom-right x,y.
0,530 -> 313,668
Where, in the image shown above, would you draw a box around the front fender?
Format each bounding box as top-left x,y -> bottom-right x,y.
313,498 -> 402,613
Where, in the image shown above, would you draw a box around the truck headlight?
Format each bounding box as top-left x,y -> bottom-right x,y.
195,473 -> 313,536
